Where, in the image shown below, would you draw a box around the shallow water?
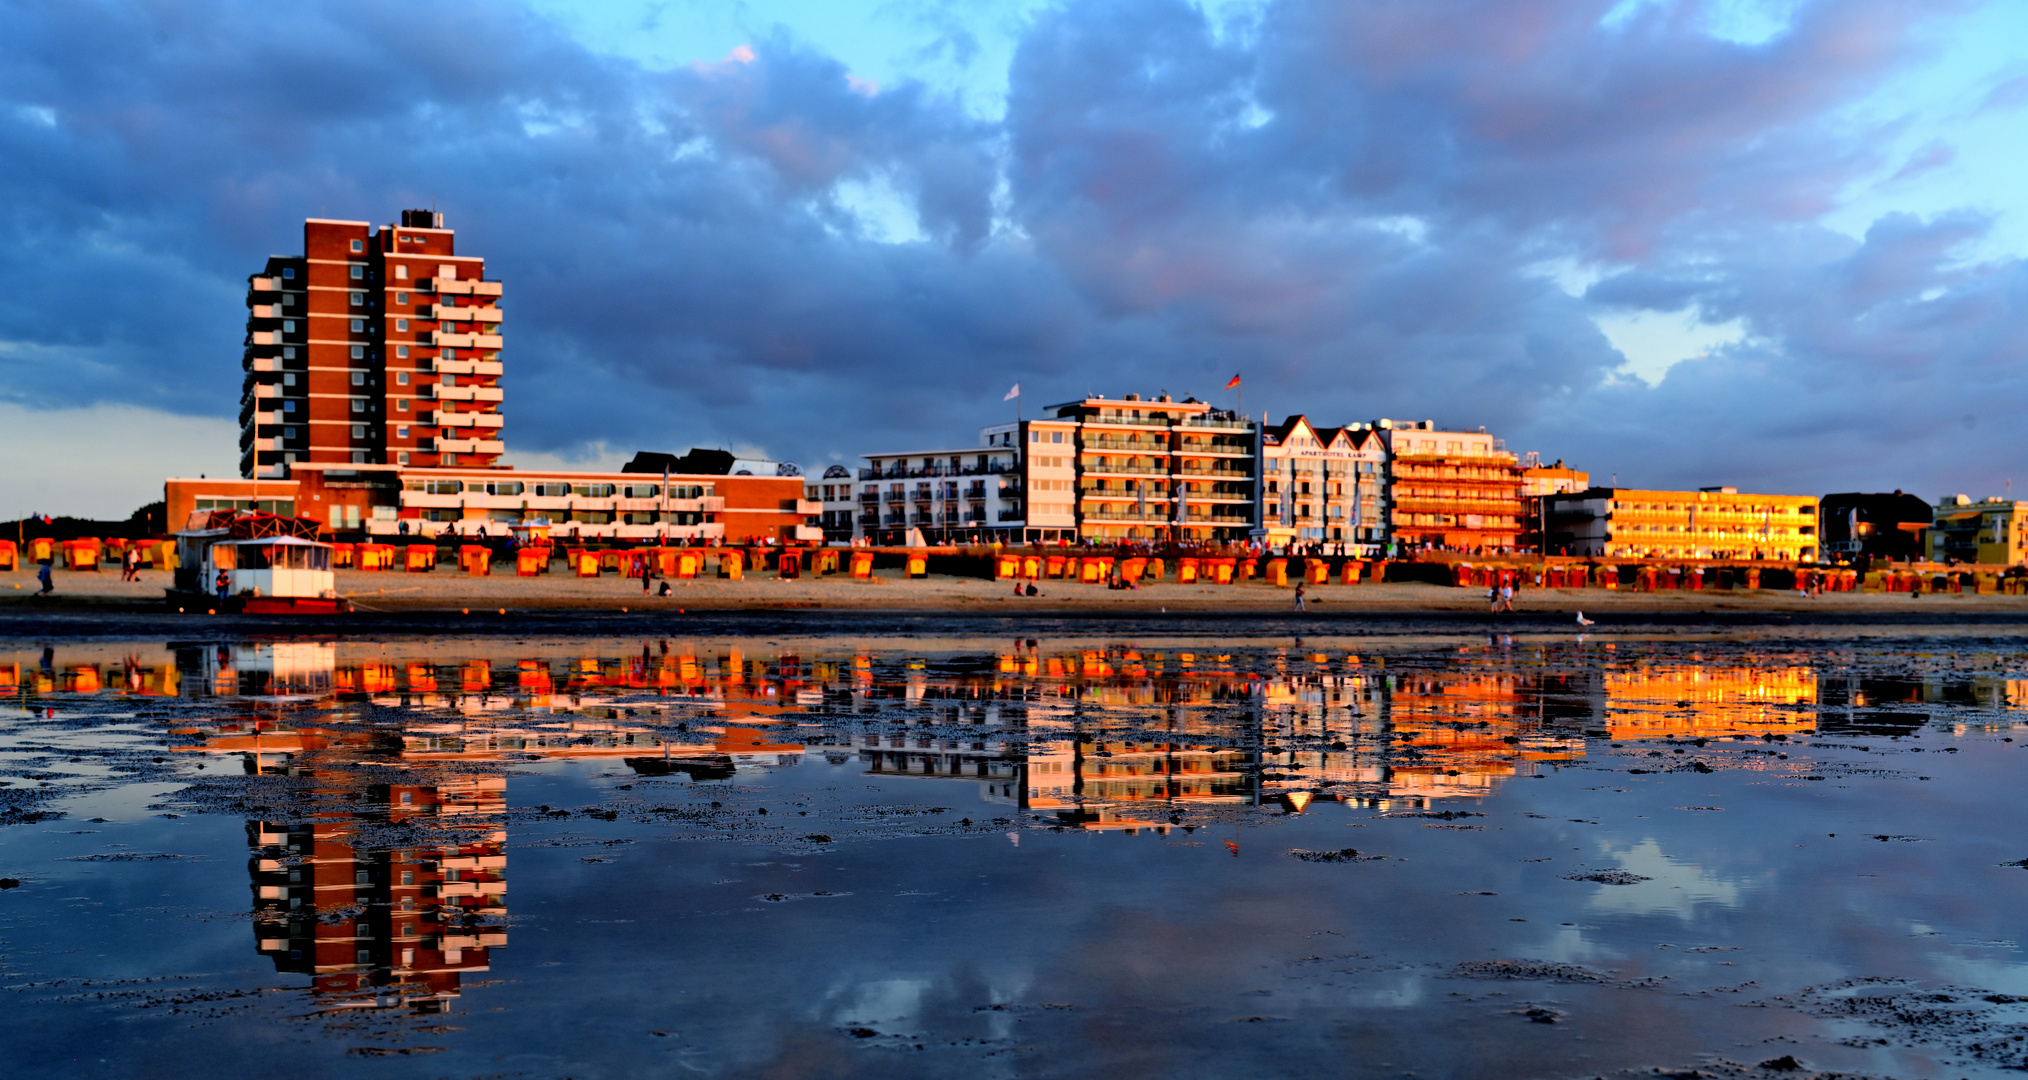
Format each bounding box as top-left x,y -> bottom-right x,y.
3,629 -> 2028,1078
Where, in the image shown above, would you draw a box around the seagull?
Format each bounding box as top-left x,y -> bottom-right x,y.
1575,611 -> 1595,627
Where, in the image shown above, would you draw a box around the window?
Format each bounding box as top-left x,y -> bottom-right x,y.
282,373 -> 296,386
426,480 -> 461,495
398,452 -> 409,464
396,371 -> 409,385
397,425 -> 409,438
282,346 -> 295,359
1051,431 -> 1063,443
349,265 -> 364,279
442,348 -> 456,359
395,265 -> 408,280
397,399 -> 408,412
350,293 -> 363,307
488,481 -> 523,496
441,373 -> 456,386
350,239 -> 363,253
535,482 -> 570,496
350,371 -> 365,386
624,484 -> 659,498
351,399 -> 365,413
281,267 -> 295,280
282,320 -> 296,333
350,345 -> 364,359
573,484 -> 616,497
396,345 -> 408,358
283,400 -> 297,414
351,424 -> 366,438
1030,431 -> 1039,443
396,319 -> 408,331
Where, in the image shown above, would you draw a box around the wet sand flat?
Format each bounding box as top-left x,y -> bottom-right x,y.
3,631 -> 2028,1079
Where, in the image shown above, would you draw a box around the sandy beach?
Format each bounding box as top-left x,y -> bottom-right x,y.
4,564 -> 2025,616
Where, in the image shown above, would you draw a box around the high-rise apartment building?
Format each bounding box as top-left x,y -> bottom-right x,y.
1372,420 -> 1524,553
241,211 -> 503,479
1010,393 -> 1259,544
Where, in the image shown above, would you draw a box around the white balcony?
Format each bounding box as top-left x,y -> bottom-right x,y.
249,330 -> 283,346
433,384 -> 478,401
471,360 -> 503,376
793,525 -> 824,541
251,383 -> 281,399
470,386 -> 503,402
470,333 -> 503,349
471,413 -> 504,429
432,278 -> 475,296
432,358 -> 474,374
795,499 -> 822,515
471,280 -> 502,297
432,304 -> 502,324
431,331 -> 478,347
248,356 -> 279,372
435,411 -> 477,428
250,276 -> 281,292
249,303 -> 285,318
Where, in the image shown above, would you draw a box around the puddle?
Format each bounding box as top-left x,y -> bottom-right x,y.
2,631 -> 2027,1077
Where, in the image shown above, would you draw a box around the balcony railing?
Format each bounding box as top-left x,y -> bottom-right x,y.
859,463 -> 1012,480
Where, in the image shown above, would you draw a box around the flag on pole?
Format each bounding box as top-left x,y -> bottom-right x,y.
1224,373 -> 1241,390
1004,383 -> 1020,401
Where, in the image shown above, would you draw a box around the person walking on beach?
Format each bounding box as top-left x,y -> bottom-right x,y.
1293,582 -> 1306,611
1498,583 -> 1516,613
36,557 -> 54,596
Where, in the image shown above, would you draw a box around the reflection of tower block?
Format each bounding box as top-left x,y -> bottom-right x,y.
245,797 -> 508,1015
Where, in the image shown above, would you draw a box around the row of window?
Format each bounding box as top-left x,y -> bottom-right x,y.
400,480 -> 713,499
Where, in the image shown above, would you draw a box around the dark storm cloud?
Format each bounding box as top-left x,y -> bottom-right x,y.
0,0 -> 2015,492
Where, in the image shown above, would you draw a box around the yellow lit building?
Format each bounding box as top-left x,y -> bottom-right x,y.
1546,486 -> 1819,561
1926,495 -> 2028,565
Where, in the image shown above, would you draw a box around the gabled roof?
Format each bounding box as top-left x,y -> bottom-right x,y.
1263,415 -> 1314,445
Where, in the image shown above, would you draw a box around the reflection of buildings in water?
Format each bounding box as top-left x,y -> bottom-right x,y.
185,717 -> 508,1014
247,790 -> 506,1014
1601,665 -> 1819,739
38,640 -> 2028,833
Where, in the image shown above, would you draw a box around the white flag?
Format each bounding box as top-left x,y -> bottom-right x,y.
1004,383 -> 1020,401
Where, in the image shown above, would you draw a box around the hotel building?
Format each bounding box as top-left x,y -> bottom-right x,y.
1373,420 -> 1525,552
849,393 -> 1258,545
1029,394 -> 1258,543
1260,416 -> 1388,551
1545,486 -> 1819,561
242,211 -> 503,479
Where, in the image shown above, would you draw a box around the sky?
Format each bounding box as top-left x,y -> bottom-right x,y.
3,0 -> 2026,518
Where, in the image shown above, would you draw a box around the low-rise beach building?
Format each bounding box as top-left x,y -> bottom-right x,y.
166,463 -> 816,544
1925,495 -> 2028,565
1546,486 -> 1818,561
